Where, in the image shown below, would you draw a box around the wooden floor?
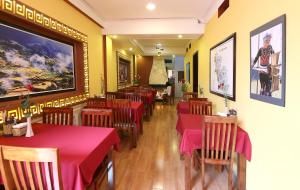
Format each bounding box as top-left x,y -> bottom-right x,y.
114,102 -> 229,190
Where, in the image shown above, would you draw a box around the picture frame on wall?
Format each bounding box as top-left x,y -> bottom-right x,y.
0,22 -> 76,101
117,52 -> 131,89
250,15 -> 286,107
210,33 -> 236,101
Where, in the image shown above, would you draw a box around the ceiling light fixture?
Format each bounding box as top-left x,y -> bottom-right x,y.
129,48 -> 133,51
178,34 -> 183,38
146,2 -> 156,11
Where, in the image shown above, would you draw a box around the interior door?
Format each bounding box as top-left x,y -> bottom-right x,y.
193,51 -> 198,93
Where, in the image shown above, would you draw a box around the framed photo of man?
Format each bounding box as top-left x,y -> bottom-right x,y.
250,15 -> 286,107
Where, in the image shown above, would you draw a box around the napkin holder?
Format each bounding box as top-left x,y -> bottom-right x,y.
3,124 -> 13,136
12,122 -> 27,136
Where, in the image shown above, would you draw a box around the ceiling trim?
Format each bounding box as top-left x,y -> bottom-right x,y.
129,39 -> 146,54
201,0 -> 225,23
66,0 -> 106,28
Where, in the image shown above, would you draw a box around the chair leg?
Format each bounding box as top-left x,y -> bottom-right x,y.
228,164 -> 233,190
131,127 -> 137,148
201,161 -> 205,190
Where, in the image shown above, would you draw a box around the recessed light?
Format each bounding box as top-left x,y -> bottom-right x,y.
129,48 -> 133,51
178,34 -> 183,38
112,35 -> 117,39
146,2 -> 156,11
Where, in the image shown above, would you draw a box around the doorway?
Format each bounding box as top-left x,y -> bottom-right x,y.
193,51 -> 198,93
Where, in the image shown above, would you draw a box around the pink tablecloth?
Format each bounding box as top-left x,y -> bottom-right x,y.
106,101 -> 144,131
176,114 -> 252,161
176,101 -> 189,114
0,124 -> 120,190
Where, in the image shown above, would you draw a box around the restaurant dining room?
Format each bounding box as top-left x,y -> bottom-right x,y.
0,0 -> 299,190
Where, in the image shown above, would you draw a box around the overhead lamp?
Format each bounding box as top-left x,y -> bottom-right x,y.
129,47 -> 133,51
146,2 -> 156,11
178,34 -> 183,38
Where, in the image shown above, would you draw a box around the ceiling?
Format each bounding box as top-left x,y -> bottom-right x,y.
68,0 -> 224,55
83,0 -> 216,21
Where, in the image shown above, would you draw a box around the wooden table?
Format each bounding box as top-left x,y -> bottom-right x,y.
176,114 -> 252,190
0,124 -> 120,190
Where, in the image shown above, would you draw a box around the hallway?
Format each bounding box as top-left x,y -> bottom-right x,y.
114,103 -> 228,190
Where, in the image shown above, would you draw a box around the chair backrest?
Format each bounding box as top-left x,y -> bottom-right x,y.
183,92 -> 198,101
42,107 -> 73,126
189,97 -> 208,102
0,146 -> 63,190
81,109 -> 113,127
138,92 -> 149,108
201,116 -> 237,164
124,93 -> 141,102
86,97 -> 107,108
189,100 -> 212,115
112,99 -> 133,127
106,92 -> 118,100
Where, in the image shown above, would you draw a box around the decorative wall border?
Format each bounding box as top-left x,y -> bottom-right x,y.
0,0 -> 89,122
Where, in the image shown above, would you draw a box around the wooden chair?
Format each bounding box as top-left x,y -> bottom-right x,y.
124,93 -> 141,102
196,116 -> 238,190
81,109 -> 113,127
0,146 -> 63,190
112,99 -> 137,148
183,92 -> 198,101
42,107 -> 73,125
134,91 -> 151,121
189,100 -> 212,115
106,92 -> 118,100
86,97 -> 107,108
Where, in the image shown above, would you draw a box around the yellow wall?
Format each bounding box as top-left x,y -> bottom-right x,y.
20,0 -> 104,97
106,37 -> 135,91
185,0 -> 300,189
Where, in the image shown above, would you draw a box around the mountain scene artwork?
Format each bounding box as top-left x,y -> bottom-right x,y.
0,23 -> 75,99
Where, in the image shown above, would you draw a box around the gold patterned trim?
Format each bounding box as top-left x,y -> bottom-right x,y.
1,0 -> 88,42
0,0 -> 90,122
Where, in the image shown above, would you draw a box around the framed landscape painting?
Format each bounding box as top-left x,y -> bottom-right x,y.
0,22 -> 75,100
210,33 -> 236,101
250,15 -> 286,107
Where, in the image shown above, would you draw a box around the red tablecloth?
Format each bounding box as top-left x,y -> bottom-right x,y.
176,114 -> 252,161
0,124 -> 120,190
176,101 -> 189,114
106,101 -> 144,131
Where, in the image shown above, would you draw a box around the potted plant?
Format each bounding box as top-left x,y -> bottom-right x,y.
20,84 -> 34,137
199,85 -> 204,98
132,74 -> 141,86
218,83 -> 229,115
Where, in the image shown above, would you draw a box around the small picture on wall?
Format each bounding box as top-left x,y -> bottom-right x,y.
250,15 -> 286,107
210,33 -> 236,101
186,62 -> 190,82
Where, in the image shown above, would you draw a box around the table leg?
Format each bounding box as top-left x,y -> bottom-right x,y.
107,150 -> 115,190
140,117 -> 143,135
237,154 -> 246,190
184,155 -> 192,190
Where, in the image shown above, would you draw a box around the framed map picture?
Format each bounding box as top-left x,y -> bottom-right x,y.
210,33 -> 236,101
250,15 -> 286,107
